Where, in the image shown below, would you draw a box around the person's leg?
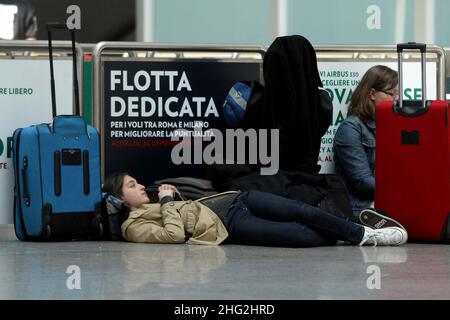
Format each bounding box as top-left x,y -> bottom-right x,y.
242,191 -> 364,243
226,205 -> 337,247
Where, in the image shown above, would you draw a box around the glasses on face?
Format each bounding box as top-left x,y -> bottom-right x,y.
378,89 -> 398,99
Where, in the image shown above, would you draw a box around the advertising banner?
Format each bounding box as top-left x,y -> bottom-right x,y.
103,60 -> 261,185
317,61 -> 437,173
0,60 -> 73,224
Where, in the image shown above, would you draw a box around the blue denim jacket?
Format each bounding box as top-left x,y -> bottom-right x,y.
333,115 -> 375,217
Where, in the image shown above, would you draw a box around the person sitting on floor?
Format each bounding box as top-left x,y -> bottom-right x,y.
333,65 -> 398,218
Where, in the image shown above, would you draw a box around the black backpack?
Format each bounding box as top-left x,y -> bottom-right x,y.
100,193 -> 129,241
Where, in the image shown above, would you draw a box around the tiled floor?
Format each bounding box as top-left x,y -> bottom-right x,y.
1,225 -> 449,300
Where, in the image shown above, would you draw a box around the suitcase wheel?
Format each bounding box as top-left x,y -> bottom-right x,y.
96,222 -> 104,239
43,224 -> 51,240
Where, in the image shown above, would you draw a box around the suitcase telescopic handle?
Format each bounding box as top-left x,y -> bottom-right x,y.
396,42 -> 427,108
47,23 -> 80,118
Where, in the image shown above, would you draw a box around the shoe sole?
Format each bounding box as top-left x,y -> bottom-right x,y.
359,209 -> 406,231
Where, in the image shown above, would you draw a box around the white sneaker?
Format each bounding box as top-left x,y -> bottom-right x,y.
359,226 -> 408,246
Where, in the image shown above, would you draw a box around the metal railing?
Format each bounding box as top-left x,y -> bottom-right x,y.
313,44 -> 446,99
0,40 -> 85,114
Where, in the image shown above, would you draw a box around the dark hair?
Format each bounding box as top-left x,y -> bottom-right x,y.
349,65 -> 398,121
103,172 -> 129,199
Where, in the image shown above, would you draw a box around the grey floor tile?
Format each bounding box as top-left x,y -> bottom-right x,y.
1,225 -> 449,300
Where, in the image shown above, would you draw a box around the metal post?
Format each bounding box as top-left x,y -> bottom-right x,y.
136,0 -> 155,42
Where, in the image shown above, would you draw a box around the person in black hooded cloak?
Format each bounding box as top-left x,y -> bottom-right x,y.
261,35 -> 332,173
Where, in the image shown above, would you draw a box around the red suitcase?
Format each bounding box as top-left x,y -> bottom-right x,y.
375,43 -> 450,241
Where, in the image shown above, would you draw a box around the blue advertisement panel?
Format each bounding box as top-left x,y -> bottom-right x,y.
103,60 -> 261,184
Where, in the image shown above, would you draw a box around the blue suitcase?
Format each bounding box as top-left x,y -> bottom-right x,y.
12,24 -> 103,241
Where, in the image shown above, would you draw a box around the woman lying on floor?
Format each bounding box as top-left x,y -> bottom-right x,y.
103,172 -> 407,247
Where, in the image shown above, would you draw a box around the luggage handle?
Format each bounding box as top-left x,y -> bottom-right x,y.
397,43 -> 426,53
396,42 -> 427,109
47,23 -> 80,118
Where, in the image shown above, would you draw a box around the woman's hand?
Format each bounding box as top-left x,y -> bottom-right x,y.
158,184 -> 177,200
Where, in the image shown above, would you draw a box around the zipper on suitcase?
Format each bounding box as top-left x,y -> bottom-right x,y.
13,129 -> 30,239
21,156 -> 31,207
446,107 -> 448,127
83,150 -> 90,195
54,151 -> 61,196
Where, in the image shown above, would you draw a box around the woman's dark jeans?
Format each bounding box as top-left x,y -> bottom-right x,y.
222,191 -> 364,247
